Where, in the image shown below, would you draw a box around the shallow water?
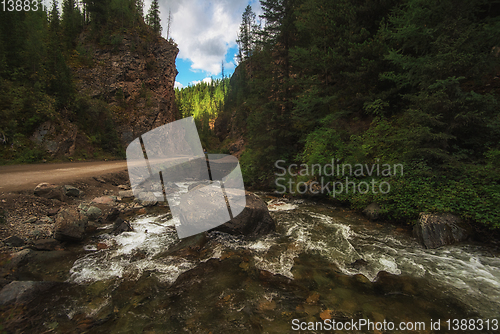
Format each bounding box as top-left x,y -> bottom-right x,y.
8,195 -> 500,333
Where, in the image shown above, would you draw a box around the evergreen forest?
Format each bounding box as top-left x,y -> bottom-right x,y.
207,0 -> 500,230
0,0 -> 163,162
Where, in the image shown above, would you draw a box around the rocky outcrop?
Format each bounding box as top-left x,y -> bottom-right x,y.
73,33 -> 180,147
413,213 -> 469,248
212,192 -> 275,238
31,31 -> 180,156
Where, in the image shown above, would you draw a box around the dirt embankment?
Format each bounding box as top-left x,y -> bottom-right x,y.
0,162 -> 139,253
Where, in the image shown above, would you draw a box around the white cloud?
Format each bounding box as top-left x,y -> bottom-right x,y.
143,0 -> 261,75
189,77 -> 213,86
174,81 -> 184,89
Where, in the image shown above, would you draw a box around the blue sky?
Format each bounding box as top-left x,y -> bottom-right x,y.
142,0 -> 263,89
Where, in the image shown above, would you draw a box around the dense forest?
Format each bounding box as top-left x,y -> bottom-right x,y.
175,77 -> 230,149
212,0 -> 500,230
0,0 -> 163,163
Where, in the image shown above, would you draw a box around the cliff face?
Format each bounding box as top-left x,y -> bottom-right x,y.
73,32 -> 180,146
32,30 -> 180,158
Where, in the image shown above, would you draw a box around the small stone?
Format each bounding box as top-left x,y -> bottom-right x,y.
84,206 -> 102,220
22,217 -> 37,224
112,218 -> 133,235
47,208 -> 59,216
137,192 -> 158,207
118,185 -> 129,190
118,190 -> 134,198
33,238 -> 60,251
97,242 -> 108,250
63,185 -> 82,197
3,236 -> 24,247
93,177 -> 106,183
39,216 -> 53,224
104,207 -> 120,222
92,196 -> 115,205
54,207 -> 88,242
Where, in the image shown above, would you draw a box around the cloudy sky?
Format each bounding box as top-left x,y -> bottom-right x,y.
143,0 -> 263,89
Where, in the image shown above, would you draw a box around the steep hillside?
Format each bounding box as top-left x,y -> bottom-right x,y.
0,1 -> 179,163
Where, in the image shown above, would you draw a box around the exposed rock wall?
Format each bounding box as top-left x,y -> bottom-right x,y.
32,31 -> 180,157
73,33 -> 180,147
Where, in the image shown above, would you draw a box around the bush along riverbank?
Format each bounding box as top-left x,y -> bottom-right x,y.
267,157 -> 500,248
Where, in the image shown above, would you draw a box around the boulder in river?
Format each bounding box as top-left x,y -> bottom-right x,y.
413,212 -> 469,248
54,207 -> 88,242
211,192 -> 275,238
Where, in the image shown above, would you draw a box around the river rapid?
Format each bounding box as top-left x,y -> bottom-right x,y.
15,193 -> 500,333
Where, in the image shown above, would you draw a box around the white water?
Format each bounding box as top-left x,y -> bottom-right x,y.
68,197 -> 500,318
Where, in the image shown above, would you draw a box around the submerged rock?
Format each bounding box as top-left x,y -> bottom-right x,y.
413,213 -> 469,248
0,281 -> 57,306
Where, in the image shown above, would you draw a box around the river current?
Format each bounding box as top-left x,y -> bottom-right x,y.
15,190 -> 499,333
46,191 -> 498,333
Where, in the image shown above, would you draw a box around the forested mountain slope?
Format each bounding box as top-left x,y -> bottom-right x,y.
217,0 -> 500,229
0,0 -> 179,163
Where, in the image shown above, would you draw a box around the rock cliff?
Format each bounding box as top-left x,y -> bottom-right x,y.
32,30 -> 180,157
73,32 -> 180,146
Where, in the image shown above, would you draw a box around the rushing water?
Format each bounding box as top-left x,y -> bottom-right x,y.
12,194 -> 500,333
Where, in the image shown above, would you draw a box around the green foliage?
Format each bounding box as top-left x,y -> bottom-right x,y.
73,96 -> 124,156
175,78 -> 229,150
226,0 -> 500,229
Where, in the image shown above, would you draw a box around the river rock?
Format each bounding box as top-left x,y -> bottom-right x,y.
212,192 -> 275,238
33,238 -> 61,251
83,206 -> 102,220
137,192 -> 158,207
118,190 -> 134,198
22,217 -> 37,224
34,183 -> 64,201
363,203 -> 381,221
92,196 -> 116,205
2,236 -> 24,247
63,185 -> 82,197
413,213 -> 469,248
112,218 -> 133,235
0,281 -> 57,306
54,207 -> 88,242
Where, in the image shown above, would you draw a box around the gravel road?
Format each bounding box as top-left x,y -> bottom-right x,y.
0,161 -> 128,193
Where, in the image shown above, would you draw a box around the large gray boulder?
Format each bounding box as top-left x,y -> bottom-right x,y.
413,213 -> 469,248
212,192 -> 275,238
54,207 -> 88,242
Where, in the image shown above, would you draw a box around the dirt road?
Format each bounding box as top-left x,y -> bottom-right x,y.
0,160 -> 128,193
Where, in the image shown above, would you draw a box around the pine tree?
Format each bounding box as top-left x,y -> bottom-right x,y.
146,0 -> 161,36
236,5 -> 258,61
